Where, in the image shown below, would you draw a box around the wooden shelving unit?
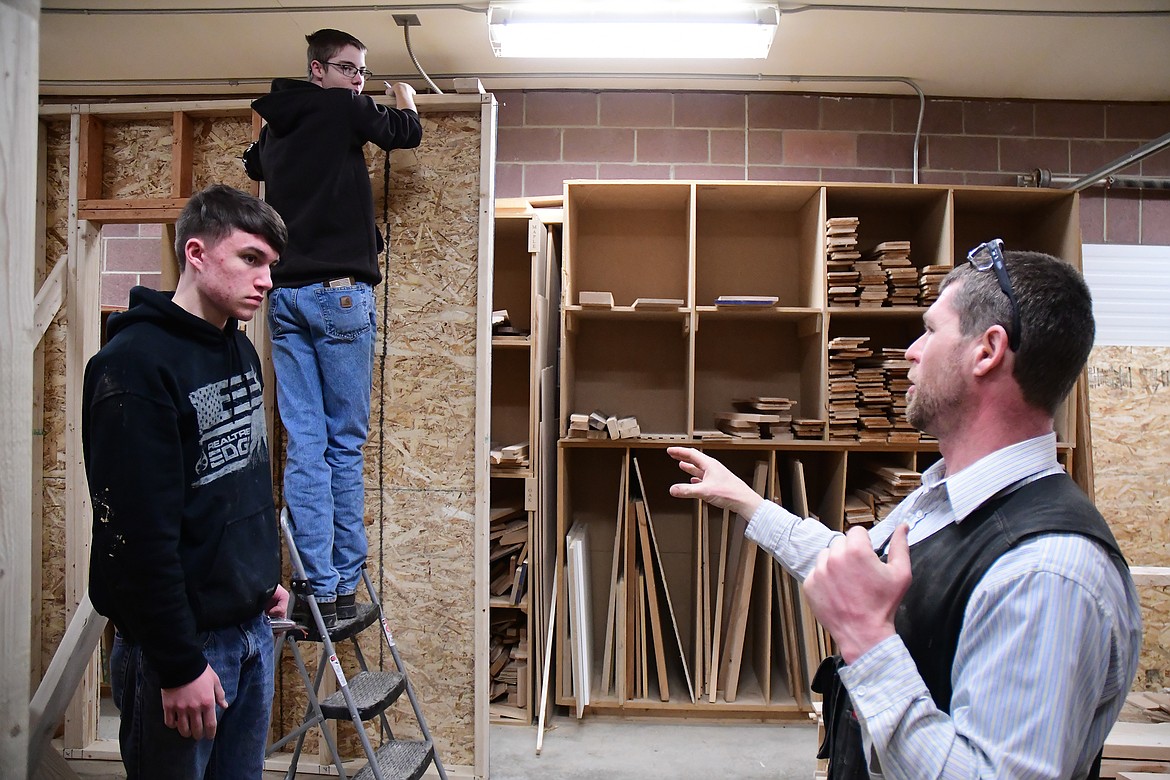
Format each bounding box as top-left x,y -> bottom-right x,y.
489,203 -> 562,723
554,180 -> 1086,720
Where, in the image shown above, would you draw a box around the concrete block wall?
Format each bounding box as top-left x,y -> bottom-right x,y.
493,90 -> 1170,246
99,90 -> 1169,305
99,223 -> 163,308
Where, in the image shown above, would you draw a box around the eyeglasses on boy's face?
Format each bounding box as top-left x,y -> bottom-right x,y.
966,238 -> 1021,352
324,61 -> 374,80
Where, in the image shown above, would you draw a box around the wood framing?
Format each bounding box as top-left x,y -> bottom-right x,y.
30,92 -> 496,779
1,1 -> 40,774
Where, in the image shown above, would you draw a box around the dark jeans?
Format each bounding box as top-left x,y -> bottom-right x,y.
110,613 -> 274,779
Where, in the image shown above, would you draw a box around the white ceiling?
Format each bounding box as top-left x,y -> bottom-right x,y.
39,1 -> 1170,103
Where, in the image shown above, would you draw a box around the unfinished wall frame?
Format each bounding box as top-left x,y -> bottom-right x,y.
34,92 -> 497,779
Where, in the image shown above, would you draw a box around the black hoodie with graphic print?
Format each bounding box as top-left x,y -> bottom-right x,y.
84,287 -> 279,689
244,78 -> 422,288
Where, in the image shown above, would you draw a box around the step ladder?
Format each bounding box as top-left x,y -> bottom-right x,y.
267,507 -> 449,780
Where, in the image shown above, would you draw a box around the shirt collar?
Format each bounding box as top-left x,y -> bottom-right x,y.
931,432 -> 1060,522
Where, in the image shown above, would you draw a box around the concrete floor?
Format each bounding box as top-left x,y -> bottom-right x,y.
80,710 -> 820,779
488,715 -> 819,779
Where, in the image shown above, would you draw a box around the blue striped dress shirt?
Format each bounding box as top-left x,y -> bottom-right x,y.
746,433 -> 1142,779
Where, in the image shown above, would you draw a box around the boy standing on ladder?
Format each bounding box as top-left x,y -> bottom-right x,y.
245,28 -> 423,628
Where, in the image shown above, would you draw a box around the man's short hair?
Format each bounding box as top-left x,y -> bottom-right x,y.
174,184 -> 287,270
942,249 -> 1095,415
306,28 -> 367,77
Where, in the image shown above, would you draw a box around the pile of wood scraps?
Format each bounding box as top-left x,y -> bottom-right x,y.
567,410 -> 640,440
490,506 -> 528,605
489,504 -> 530,719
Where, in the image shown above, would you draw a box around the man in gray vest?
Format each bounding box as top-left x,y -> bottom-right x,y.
670,245 -> 1141,778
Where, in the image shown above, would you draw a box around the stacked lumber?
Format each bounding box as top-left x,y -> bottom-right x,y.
851,464 -> 922,526
827,337 -> 871,440
791,418 -> 827,440
490,440 -> 530,468
595,459 -> 694,706
919,265 -> 949,306
826,217 -> 861,307
854,357 -> 892,443
713,397 -> 796,440
883,348 -> 920,443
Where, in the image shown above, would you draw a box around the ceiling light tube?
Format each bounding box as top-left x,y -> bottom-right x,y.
487,1 -> 781,59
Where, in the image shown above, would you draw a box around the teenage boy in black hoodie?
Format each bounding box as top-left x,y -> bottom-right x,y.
243,28 -> 422,628
85,184 -> 290,779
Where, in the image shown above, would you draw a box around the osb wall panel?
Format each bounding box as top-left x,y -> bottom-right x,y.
343,111 -> 482,763
41,107 -> 486,767
192,116 -> 254,193
268,111 -> 484,766
40,120 -> 72,674
1088,345 -> 1170,690
103,120 -> 171,199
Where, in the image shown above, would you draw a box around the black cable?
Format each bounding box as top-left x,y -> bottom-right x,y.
377,147 -> 391,694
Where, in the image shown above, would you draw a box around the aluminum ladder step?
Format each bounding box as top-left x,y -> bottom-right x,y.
319,669 -> 406,721
352,739 -> 434,780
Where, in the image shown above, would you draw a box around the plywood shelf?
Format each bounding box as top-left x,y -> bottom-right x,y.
554,180 -> 1083,720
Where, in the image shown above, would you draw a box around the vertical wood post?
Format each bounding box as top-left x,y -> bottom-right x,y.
0,0 -> 41,775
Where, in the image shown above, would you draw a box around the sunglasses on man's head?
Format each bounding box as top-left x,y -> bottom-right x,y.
966,238 -> 1021,351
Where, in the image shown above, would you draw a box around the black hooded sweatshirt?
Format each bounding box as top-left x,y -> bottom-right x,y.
84,287 -> 279,689
244,78 -> 423,288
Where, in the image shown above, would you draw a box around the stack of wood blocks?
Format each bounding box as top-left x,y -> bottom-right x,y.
567,410 -> 640,440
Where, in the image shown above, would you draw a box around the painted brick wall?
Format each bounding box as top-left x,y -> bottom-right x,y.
100,223 -> 163,308
494,90 -> 1170,245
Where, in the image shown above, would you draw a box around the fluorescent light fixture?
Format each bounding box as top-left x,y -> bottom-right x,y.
487,1 -> 780,59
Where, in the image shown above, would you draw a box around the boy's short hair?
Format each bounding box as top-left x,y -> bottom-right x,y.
174,184 -> 287,269
306,28 -> 367,77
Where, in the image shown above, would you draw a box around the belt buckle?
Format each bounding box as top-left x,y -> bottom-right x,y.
327,276 -> 354,289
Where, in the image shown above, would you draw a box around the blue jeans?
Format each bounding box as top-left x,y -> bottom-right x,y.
268,281 -> 375,600
110,614 -> 274,779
